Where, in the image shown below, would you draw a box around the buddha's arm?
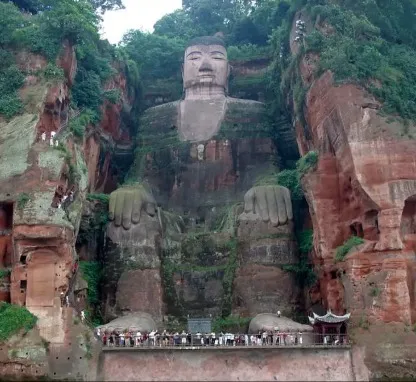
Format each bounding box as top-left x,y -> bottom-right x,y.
108,102 -> 179,230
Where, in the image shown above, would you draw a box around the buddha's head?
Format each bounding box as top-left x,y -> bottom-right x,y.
182,35 -> 230,98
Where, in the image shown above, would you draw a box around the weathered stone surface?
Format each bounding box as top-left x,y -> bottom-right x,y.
57,40 -> 77,87
164,232 -> 232,317
0,48 -> 102,380
295,68 -> 416,324
115,270 -> 164,319
233,194 -> 299,316
100,348 -> 367,381
233,264 -> 299,317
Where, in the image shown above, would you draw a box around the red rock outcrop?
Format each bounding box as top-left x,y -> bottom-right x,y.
298,68 -> 416,322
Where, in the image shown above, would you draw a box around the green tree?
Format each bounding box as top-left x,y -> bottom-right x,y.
153,9 -> 201,41
0,2 -> 26,46
38,0 -> 99,45
121,30 -> 185,80
90,0 -> 124,13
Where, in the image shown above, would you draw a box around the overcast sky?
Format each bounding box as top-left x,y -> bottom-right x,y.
101,0 -> 182,44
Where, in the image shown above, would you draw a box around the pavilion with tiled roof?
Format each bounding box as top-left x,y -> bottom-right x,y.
308,310 -> 350,344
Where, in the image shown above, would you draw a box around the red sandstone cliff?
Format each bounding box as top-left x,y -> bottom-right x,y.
289,11 -> 416,378
0,39 -> 130,379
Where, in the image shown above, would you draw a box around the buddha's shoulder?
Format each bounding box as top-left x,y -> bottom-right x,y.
140,101 -> 180,130
225,97 -> 266,121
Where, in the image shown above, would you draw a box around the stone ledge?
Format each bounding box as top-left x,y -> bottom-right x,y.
102,345 -> 351,352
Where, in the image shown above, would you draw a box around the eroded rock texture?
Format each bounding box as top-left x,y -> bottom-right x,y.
299,70 -> 416,323
0,41 -> 131,379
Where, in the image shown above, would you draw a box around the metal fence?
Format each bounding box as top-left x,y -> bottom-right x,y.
100,332 -> 349,348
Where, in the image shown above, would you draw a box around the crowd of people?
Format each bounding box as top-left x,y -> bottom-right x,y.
97,329 -> 316,348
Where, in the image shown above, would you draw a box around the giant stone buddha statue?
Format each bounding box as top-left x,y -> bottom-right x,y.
104,35 -> 297,322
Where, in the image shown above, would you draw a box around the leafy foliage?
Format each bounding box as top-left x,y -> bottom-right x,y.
221,238 -> 238,317
43,63 -> 65,81
0,65 -> 24,119
282,255 -> 317,288
72,69 -> 103,111
212,315 -> 251,333
79,261 -> 102,305
227,44 -> 271,61
86,193 -> 110,203
306,1 -> 416,121
69,109 -> 100,138
296,151 -> 318,176
121,30 -> 185,81
17,193 -> 30,209
104,89 -> 121,104
283,228 -> 316,288
297,229 -> 313,254
0,302 -> 37,342
335,236 -> 365,262
0,269 -> 11,279
276,169 -> 303,201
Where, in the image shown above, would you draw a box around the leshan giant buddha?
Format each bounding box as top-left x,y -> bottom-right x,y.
104,36 -> 298,322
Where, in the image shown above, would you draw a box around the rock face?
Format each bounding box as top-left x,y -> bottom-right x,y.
0,41 -> 130,378
101,347 -> 367,381
298,70 -> 416,322
287,13 -> 416,378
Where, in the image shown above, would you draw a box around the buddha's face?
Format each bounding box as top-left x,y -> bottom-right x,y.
183,44 -> 230,92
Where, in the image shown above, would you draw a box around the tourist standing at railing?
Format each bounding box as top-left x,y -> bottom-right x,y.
136,331 -> 142,346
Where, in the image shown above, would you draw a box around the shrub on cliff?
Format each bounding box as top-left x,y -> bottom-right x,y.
305,1 -> 416,122
0,303 -> 37,342
213,315 -> 251,333
297,151 -> 318,176
276,169 -> 303,201
335,236 -> 365,262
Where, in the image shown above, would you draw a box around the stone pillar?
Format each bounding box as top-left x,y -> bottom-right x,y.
375,208 -> 404,251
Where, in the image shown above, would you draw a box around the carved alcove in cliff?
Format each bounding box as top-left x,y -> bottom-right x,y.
363,209 -> 380,241
401,195 -> 416,243
0,202 -> 13,231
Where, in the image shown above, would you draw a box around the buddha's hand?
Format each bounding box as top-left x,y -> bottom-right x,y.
243,185 -> 293,226
109,184 -> 157,230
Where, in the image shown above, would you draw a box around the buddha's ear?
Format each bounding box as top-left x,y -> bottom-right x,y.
226,63 -> 231,94
181,63 -> 185,92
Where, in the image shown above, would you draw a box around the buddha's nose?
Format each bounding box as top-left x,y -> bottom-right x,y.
199,57 -> 213,72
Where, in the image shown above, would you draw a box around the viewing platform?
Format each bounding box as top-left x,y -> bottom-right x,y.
102,343 -> 351,352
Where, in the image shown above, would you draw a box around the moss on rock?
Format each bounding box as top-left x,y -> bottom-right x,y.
0,114 -> 37,181
38,149 -> 65,180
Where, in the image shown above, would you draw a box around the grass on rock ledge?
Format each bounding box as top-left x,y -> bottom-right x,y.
335,236 -> 365,263
0,302 -> 37,342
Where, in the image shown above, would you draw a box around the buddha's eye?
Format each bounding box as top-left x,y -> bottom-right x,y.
188,53 -> 202,60
210,52 -> 225,60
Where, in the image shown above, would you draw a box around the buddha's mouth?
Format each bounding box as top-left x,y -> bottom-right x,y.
198,73 -> 215,78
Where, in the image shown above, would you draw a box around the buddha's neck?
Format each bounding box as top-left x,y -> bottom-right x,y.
184,86 -> 226,100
